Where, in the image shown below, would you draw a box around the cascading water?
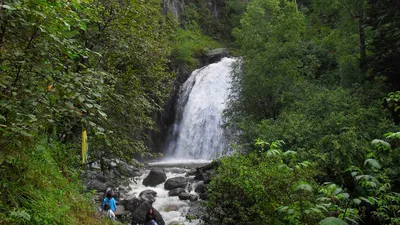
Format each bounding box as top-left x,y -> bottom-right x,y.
165,57 -> 236,160
120,58 -> 236,225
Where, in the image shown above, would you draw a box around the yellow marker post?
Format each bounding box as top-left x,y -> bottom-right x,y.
82,129 -> 88,163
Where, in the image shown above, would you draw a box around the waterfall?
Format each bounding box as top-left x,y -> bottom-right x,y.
165,57 -> 236,160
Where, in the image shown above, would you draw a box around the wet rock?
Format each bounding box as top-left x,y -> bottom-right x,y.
203,171 -> 212,184
190,195 -> 198,202
83,159 -> 142,195
199,193 -> 208,200
169,188 -> 186,197
139,189 -> 157,203
140,189 -> 157,197
194,183 -> 206,194
187,201 -> 207,220
202,48 -> 230,65
143,168 -> 167,187
178,192 -> 192,200
186,169 -> 197,176
120,197 -> 143,213
85,179 -> 108,192
114,205 -> 130,218
132,201 -> 165,225
164,177 -> 188,190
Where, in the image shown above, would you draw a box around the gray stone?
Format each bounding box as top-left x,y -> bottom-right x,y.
143,168 -> 167,187
120,197 -> 143,213
85,179 -> 107,192
202,48 -> 230,65
190,195 -> 198,202
178,192 -> 192,200
132,201 -> 165,225
194,183 -> 206,193
162,0 -> 185,20
186,201 -> 207,220
114,205 -> 130,218
199,193 -> 208,200
164,177 -> 188,190
139,189 -> 157,203
169,188 -> 186,197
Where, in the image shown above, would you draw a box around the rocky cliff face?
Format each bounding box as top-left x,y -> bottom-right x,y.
161,0 -> 224,20
162,0 -> 185,20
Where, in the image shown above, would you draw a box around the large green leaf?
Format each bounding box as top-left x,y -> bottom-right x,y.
293,181 -> 313,192
364,159 -> 381,170
319,217 -> 348,225
371,139 -> 390,151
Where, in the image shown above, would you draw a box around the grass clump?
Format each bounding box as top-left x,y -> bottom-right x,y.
171,22 -> 222,70
0,138 -> 110,225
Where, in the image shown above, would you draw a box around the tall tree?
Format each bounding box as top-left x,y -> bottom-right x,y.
368,0 -> 400,90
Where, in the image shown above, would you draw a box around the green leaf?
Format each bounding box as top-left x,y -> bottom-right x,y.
364,159 -> 381,169
1,4 -> 15,10
319,217 -> 348,225
277,206 -> 289,212
339,193 -> 349,199
0,114 -> 5,122
353,198 -> 361,205
371,139 -> 390,151
332,188 -> 342,196
293,181 -> 313,192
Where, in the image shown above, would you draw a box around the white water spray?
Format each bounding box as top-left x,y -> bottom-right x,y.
166,57 -> 236,159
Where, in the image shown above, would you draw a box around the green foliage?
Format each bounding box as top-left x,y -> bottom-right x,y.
220,1 -> 400,224
319,217 -> 348,225
207,136 -> 399,225
254,85 -> 395,182
228,0 -> 306,120
0,0 -> 175,222
207,141 -> 320,225
0,0 -> 175,161
181,0 -> 234,41
347,143 -> 400,225
0,138 -> 106,224
383,91 -> 400,123
368,0 -> 400,89
171,23 -> 221,69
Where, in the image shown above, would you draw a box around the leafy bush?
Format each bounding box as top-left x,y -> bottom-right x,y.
0,138 -> 108,224
206,137 -> 400,225
171,22 -> 221,69
206,141 -> 319,225
255,85 -> 395,183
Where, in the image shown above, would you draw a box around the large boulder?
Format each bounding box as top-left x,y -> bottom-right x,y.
120,196 -> 143,213
178,192 -> 192,200
187,201 -> 207,220
114,205 -> 129,217
202,48 -> 230,65
131,201 -> 165,225
85,179 -> 108,192
164,177 -> 188,190
169,188 -> 186,197
199,193 -> 208,200
139,189 -> 157,203
190,195 -> 198,202
143,168 -> 167,187
194,183 -> 206,194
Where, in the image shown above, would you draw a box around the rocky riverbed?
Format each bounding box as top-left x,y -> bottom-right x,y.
83,159 -> 219,225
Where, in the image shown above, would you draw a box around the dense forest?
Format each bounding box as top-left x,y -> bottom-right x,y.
0,0 -> 399,224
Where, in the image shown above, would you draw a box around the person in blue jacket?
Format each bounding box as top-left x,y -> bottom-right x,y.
102,191 -> 117,212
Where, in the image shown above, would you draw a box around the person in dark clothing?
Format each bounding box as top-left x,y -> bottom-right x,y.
145,208 -> 158,225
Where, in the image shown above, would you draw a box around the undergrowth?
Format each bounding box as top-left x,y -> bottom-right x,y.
171,22 -> 222,69
0,138 -> 111,225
